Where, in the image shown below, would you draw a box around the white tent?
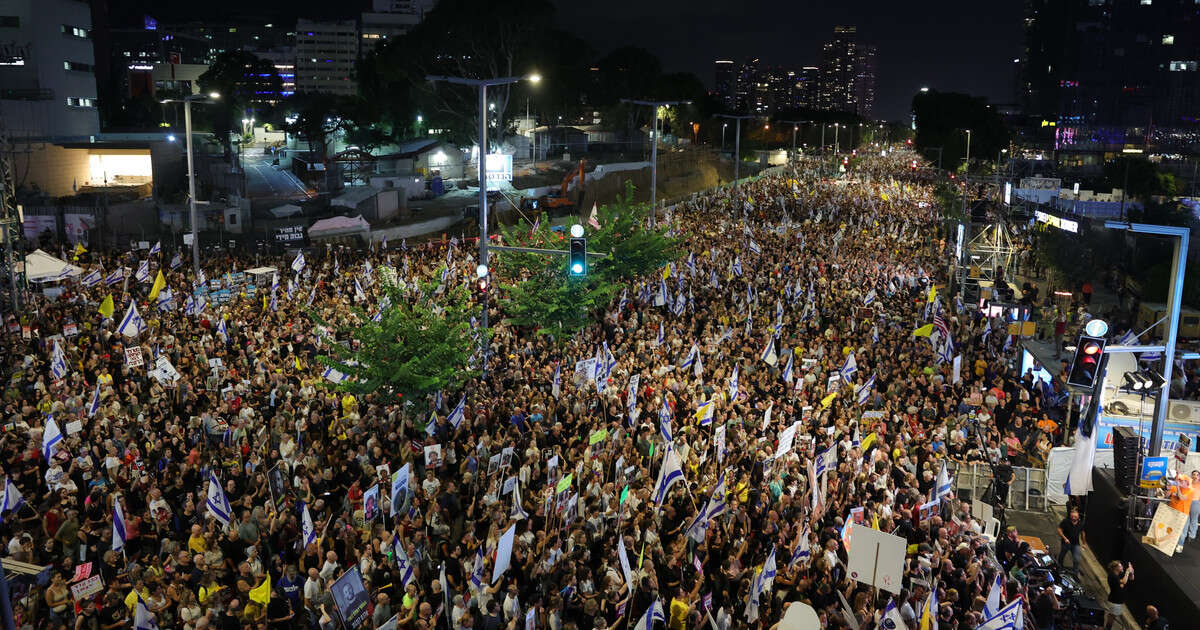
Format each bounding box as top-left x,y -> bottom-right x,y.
308,215 -> 370,240
24,249 -> 83,283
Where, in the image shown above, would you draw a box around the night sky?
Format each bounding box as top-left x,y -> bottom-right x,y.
551,0 -> 1026,121
111,0 -> 1026,122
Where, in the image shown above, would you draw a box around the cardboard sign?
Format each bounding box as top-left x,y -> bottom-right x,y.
846,526 -> 906,594
72,563 -> 92,583
1140,456 -> 1170,489
124,347 -> 144,368
70,575 -> 104,600
589,429 -> 608,445
1145,503 -> 1188,557
65,420 -> 83,435
63,323 -> 79,337
424,444 -> 443,468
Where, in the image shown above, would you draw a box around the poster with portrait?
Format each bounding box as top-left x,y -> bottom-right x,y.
501,446 -> 514,469
267,464 -> 288,510
424,444 -> 443,469
488,454 -> 502,476
362,484 -> 380,523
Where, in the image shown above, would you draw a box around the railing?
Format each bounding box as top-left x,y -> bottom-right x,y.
947,461 -> 1049,512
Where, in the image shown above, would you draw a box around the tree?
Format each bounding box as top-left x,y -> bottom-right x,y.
911,90 -> 1009,173
495,182 -> 679,341
198,51 -> 282,157
310,270 -> 484,407
282,93 -> 354,161
1104,157 -> 1179,200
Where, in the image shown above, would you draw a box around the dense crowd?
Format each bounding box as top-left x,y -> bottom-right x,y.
1,152 -> 1077,630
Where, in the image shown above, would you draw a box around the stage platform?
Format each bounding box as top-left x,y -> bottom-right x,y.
1084,469 -> 1200,626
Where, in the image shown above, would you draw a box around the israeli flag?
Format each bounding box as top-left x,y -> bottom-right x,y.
728,365 -> 739,401
1118,329 -> 1138,346
1,477 -> 25,520
88,381 -> 102,417
135,259 -> 150,283
42,415 -> 63,462
656,278 -> 668,307
748,240 -> 761,255
112,496 -> 127,552
710,269 -> 721,289
511,480 -> 529,520
872,325 -> 879,343
935,462 -> 953,500
687,252 -> 696,276
617,288 -> 628,313
50,340 -> 67,380
394,537 -> 416,586
855,373 -> 876,406
760,337 -> 777,366
447,395 -> 466,429
732,257 -> 743,276
863,288 -> 876,305
301,501 -> 318,549
134,593 -> 159,630
881,599 -> 907,630
656,323 -> 664,346
81,268 -> 102,287
551,363 -> 561,398
203,472 -> 231,526
782,352 -> 794,384
117,302 -> 146,338
984,572 -> 1004,618
469,546 -> 486,590
322,366 -> 349,383
634,600 -> 665,630
681,344 -> 699,371
105,268 -> 123,285
652,444 -> 685,505
686,471 -> 728,543
814,446 -> 837,477
788,526 -> 811,567
216,318 -> 227,341
169,253 -> 182,270
354,278 -> 367,302
839,351 -> 858,382
673,292 -> 686,316
977,598 -> 1025,630
659,405 -> 673,442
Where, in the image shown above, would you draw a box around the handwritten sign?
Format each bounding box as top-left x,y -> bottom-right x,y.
70,575 -> 104,600
124,347 -> 144,368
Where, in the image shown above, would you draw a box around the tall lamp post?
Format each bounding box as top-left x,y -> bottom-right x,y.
716,114 -> 754,188
964,128 -> 972,173
426,73 -> 540,378
162,92 -> 220,280
621,99 -> 689,226
778,120 -> 809,166
721,123 -> 728,152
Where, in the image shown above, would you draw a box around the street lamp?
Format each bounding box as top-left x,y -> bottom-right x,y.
426,73 -> 539,378
716,114 -> 754,188
620,98 -> 691,225
526,71 -> 541,162
778,120 -> 809,165
964,129 -> 972,172
722,123 -> 728,151
161,91 -> 220,280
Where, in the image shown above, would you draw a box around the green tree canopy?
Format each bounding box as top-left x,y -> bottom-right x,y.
911,89 -> 1009,173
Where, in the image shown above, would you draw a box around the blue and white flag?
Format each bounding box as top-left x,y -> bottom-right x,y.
855,374 -> 876,406
135,259 -> 150,283
511,479 -> 529,521
469,546 -> 486,590
42,416 -> 63,462
728,365 -> 739,401
814,446 -> 837,477
977,598 -> 1024,630
687,252 -> 696,276
935,462 -> 953,501
659,405 -> 673,442
216,318 -> 227,341
50,340 -> 68,380
117,301 -> 146,338
782,352 -> 794,384
301,501 -> 317,549
104,268 -> 123,286
881,599 -> 907,630
133,593 -> 159,630
760,337 -> 777,366
732,257 -> 743,276
169,253 -> 182,270
149,240 -> 161,255
840,351 -> 858,382
984,572 -> 1004,619
633,600 -> 665,630
617,288 -> 628,313
447,396 -> 466,429
872,324 -> 879,343
354,278 -> 367,302
656,323 -> 664,346
292,251 -> 305,273
864,288 -> 876,305
1,477 -> 25,520
394,537 -> 416,586
652,444 -> 685,506
81,268 -> 102,287
748,240 -> 761,255
88,381 -> 102,417
627,374 -> 640,419
672,292 -> 685,316
686,471 -> 727,543
112,496 -> 127,552
788,526 -> 811,567
551,363 -> 561,399
656,278 -> 668,307
710,269 -> 721,289
206,472 -> 232,526
746,545 -> 778,621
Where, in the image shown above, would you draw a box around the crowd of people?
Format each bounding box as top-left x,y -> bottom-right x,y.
1,151 -> 1085,630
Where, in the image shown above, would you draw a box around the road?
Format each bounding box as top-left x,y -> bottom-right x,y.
243,154 -> 310,200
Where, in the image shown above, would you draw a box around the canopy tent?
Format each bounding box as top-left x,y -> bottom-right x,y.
24,249 -> 83,283
307,215 -> 370,240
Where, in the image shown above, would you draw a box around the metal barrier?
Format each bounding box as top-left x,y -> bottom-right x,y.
946,461 -> 1050,512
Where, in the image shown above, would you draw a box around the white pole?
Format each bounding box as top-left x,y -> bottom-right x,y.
184,98 -> 200,279
650,109 -> 659,225
478,84 -> 490,378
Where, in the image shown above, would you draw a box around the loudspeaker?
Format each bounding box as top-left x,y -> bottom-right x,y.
1112,426 -> 1142,495
1071,593 -> 1105,624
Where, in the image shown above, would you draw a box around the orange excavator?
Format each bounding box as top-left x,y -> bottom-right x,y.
521,160 -> 585,214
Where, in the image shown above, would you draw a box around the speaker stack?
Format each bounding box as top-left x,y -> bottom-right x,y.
1112,426 -> 1142,495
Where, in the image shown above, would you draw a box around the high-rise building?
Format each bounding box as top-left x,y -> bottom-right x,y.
361,0 -> 437,57
854,44 -> 876,119
295,19 -> 359,96
794,66 -> 820,110
1022,0 -> 1200,130
713,59 -> 735,111
735,57 -> 759,113
256,48 -> 295,100
819,26 -> 858,114
0,0 -> 101,140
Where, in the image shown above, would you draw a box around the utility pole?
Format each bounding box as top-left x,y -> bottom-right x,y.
427,74 -> 540,378
716,114 -> 754,188
162,93 -> 221,280
778,120 -> 808,166
0,118 -> 19,316
621,98 -> 690,225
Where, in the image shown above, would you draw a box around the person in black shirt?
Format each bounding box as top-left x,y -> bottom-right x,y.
1105,560 -> 1133,630
1145,605 -> 1170,630
266,587 -> 294,629
1056,508 -> 1086,573
996,527 -> 1021,571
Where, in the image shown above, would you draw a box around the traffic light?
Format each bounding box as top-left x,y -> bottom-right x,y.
568,237 -> 587,277
1066,334 -> 1107,389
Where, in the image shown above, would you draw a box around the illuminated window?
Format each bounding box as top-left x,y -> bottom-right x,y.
1163,34 -> 1175,45
61,25 -> 90,38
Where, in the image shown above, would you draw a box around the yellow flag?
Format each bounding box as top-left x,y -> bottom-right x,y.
98,295 -> 114,319
294,356 -> 302,371
880,192 -> 889,201
662,264 -> 671,279
871,513 -> 880,530
927,284 -> 937,304
74,243 -> 87,255
148,270 -> 166,301
821,392 -> 838,408
860,432 -> 877,452
913,324 -> 934,337
248,574 -> 270,605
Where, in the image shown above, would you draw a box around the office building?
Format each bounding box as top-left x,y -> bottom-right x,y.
854,44 -> 876,119
295,19 -> 359,96
0,0 -> 100,140
713,59 -> 735,111
256,48 -> 295,100
794,66 -> 820,110
818,26 -> 858,113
